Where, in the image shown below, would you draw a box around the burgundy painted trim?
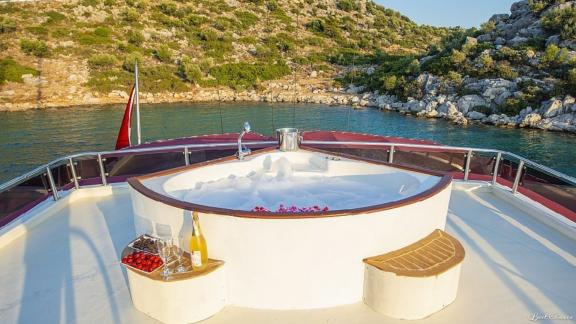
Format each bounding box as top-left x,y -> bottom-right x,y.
0,194 -> 51,228
127,147 -> 453,219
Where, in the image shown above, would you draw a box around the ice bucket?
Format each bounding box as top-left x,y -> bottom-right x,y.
276,128 -> 301,152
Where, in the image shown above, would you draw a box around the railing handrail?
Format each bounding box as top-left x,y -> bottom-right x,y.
1,140 -> 575,193
302,140 -> 576,185
0,141 -> 277,192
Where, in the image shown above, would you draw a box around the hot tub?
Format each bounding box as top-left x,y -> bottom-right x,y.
128,147 -> 452,309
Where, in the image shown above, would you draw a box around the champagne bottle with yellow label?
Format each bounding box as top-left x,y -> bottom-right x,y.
189,211 -> 208,269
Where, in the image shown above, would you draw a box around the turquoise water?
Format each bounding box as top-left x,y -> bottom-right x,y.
0,101 -> 575,182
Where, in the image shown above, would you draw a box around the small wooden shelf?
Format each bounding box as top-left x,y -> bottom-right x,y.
127,257 -> 224,282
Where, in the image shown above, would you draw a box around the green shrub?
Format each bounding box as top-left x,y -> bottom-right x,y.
94,27 -> 111,38
178,55 -> 202,84
495,61 -> 518,79
123,52 -> 143,71
0,58 -> 39,84
158,1 -> 179,17
265,33 -> 296,53
123,8 -> 139,22
27,26 -> 49,37
127,30 -> 145,45
88,54 -> 118,69
45,11 -> 67,25
238,36 -> 257,44
450,49 -> 467,64
305,19 -> 324,33
20,39 -> 50,57
234,10 -> 259,28
202,34 -> 233,58
0,16 -> 17,33
87,69 -> 133,93
82,0 -> 100,6
566,68 -> 576,95
140,65 -> 188,92
499,97 -> 526,116
209,62 -> 291,90
542,6 -> 576,40
336,0 -> 357,12
480,21 -> 496,33
528,0 -> 556,12
154,45 -> 172,62
184,14 -> 207,27
447,71 -> 463,85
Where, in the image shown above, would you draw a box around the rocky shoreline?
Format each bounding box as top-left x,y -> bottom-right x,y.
2,77 -> 575,134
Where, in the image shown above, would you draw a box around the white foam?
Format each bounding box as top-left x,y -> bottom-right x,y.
173,157 -> 427,212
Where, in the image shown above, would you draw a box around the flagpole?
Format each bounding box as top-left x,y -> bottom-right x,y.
135,62 -> 141,145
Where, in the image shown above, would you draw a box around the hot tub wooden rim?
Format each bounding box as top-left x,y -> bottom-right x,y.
127,146 -> 453,219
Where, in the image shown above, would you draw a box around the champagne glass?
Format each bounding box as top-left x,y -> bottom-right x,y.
174,235 -> 188,273
156,238 -> 173,279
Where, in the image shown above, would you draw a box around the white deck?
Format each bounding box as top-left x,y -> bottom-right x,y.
0,182 -> 575,324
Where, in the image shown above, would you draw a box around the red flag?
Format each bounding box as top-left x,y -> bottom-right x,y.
115,86 -> 136,150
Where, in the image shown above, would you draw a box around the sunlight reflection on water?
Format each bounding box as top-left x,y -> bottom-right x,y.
0,102 -> 574,182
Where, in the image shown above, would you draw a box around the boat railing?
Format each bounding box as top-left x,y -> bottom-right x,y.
1,140 -> 575,229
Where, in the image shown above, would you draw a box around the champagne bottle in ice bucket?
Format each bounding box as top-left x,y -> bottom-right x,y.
189,211 -> 208,269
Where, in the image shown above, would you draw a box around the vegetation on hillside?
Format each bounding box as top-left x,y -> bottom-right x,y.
338,0 -> 576,115
0,0 -> 449,93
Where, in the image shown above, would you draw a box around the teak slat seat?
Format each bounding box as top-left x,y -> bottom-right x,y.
363,229 -> 465,277
362,229 -> 465,320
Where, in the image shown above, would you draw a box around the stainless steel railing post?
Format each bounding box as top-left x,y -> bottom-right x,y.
68,158 -> 79,190
97,154 -> 108,186
388,145 -> 394,164
492,152 -> 501,185
184,147 -> 190,166
464,150 -> 472,181
45,166 -> 59,201
512,160 -> 525,194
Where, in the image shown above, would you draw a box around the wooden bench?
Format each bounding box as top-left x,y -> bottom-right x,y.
363,229 -> 465,320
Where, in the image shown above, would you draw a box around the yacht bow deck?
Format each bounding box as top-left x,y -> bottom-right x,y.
0,182 -> 575,324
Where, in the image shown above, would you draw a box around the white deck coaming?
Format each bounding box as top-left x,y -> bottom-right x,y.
0,182 -> 574,323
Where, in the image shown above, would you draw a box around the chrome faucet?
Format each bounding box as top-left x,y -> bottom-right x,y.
237,121 -> 252,160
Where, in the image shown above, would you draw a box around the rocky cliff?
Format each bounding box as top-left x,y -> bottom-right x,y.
345,0 -> 576,133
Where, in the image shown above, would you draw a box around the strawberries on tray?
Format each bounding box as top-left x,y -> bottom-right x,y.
122,251 -> 163,273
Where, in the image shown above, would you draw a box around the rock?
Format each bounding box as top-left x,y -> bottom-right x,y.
346,85 -> 364,94
519,113 -> 542,127
489,14 -> 510,24
426,110 -> 439,118
452,113 -> 469,125
437,102 -> 458,115
419,55 -> 435,65
494,37 -> 507,45
476,34 -> 492,43
545,35 -> 561,47
495,91 -> 513,106
535,118 -> 552,130
424,100 -> 438,112
467,111 -> 486,120
507,36 -> 529,47
464,36 -> 478,47
540,98 -> 563,118
309,71 -> 318,78
406,99 -> 426,112
457,95 -> 488,114
560,39 -> 576,50
510,0 -> 531,17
